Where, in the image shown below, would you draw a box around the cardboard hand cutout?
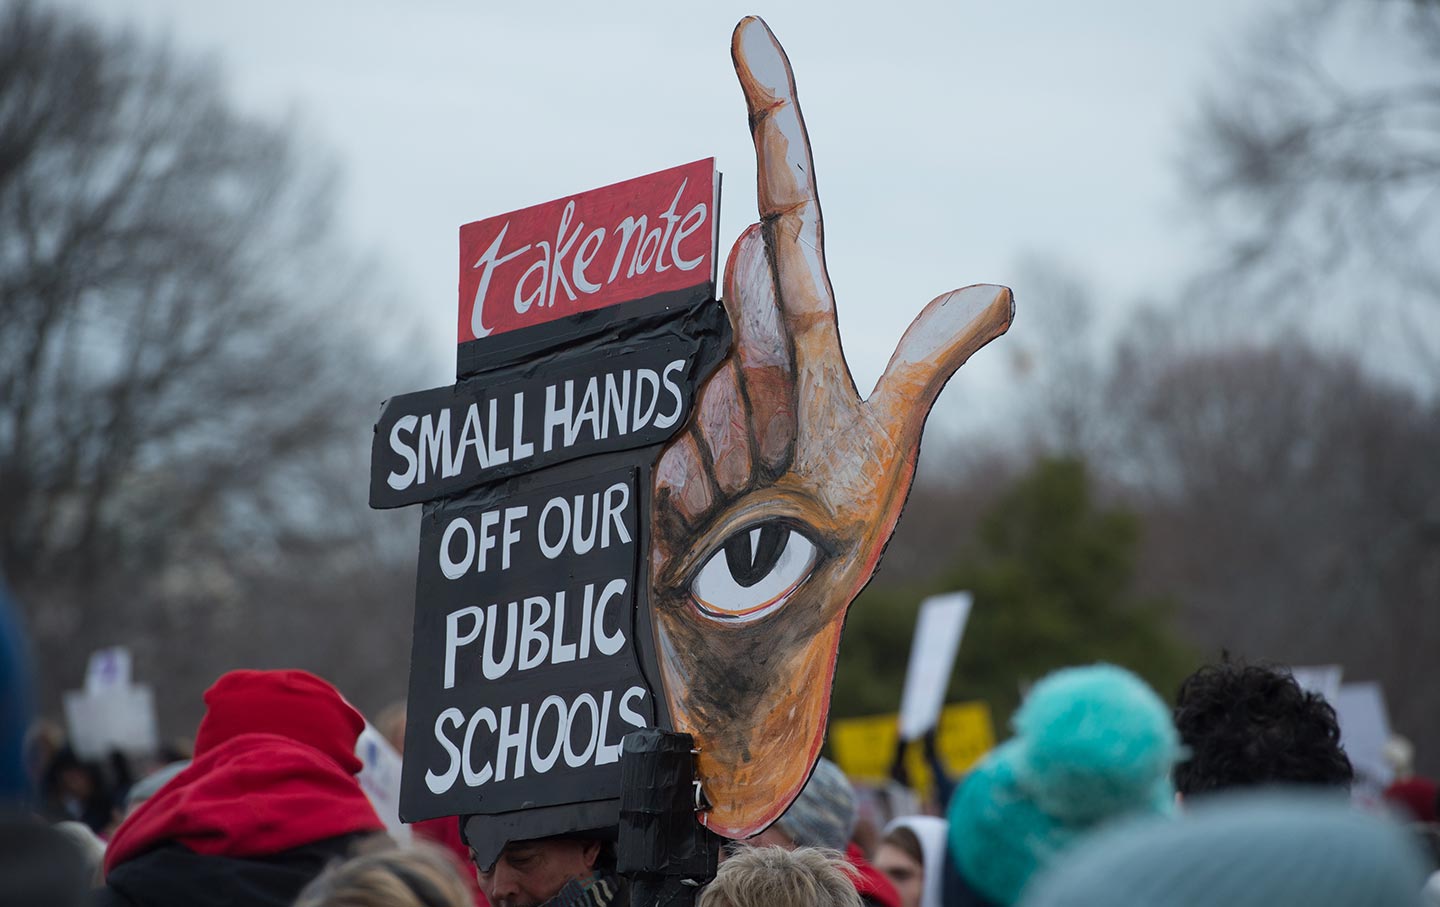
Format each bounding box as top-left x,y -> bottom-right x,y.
367,15 -> 1011,862
649,18 -> 1014,839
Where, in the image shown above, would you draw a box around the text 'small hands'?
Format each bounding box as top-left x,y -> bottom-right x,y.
649,17 -> 1014,837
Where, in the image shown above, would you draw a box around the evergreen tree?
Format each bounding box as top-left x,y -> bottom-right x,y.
832,457 -> 1194,731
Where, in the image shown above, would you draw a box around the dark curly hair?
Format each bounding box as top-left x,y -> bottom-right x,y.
1172,661 -> 1354,796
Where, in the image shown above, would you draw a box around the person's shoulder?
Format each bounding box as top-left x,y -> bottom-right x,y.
93,884 -> 138,907
104,835 -> 379,907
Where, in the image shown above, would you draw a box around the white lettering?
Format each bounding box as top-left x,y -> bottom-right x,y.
443,605 -> 483,689
483,601 -> 518,680
563,694 -> 600,768
671,203 -> 708,270
386,415 -> 419,490
462,707 -> 497,786
496,705 -> 530,781
652,181 -> 686,273
425,708 -> 465,794
511,392 -> 535,460
531,695 -> 567,773
470,223 -> 532,338
654,359 -> 686,430
440,519 -> 475,581
519,595 -> 551,671
593,579 -> 627,656
418,412 -> 452,483
572,227 -> 605,293
619,686 -> 648,729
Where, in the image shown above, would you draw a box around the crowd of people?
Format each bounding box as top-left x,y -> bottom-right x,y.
4,658 -> 1439,905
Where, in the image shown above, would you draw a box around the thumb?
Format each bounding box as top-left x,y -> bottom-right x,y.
867,284 -> 1014,444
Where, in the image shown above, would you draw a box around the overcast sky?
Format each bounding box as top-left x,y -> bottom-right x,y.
55,0 -> 1258,429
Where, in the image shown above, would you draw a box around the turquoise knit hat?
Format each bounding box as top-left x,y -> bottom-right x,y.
1018,790 -> 1430,907
947,664 -> 1180,905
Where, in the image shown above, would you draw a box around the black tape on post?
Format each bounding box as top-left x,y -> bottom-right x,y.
617,729 -> 719,907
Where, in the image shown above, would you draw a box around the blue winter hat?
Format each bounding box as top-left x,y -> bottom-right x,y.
1018,790 -> 1430,907
0,575 -> 33,807
947,664 -> 1180,905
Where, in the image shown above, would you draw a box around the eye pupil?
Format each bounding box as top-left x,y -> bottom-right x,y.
690,522 -> 818,622
722,524 -> 787,588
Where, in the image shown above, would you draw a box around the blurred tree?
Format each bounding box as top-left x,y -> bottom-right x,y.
840,0 -> 1440,776
1186,0 -> 1440,381
1108,339 -> 1440,775
1000,258 -> 1108,457
0,1 -> 421,729
832,457 -> 1194,729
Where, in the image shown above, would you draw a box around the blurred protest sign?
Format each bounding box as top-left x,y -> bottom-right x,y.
1334,681 -> 1394,798
63,647 -> 158,760
898,592 -> 972,741
1290,664 -> 1344,706
355,722 -> 411,843
831,702 -> 995,800
1290,666 -> 1394,802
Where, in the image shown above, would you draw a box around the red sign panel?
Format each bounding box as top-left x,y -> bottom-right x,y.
458,159 -> 718,344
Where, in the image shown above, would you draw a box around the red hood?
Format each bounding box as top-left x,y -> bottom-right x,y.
105,731 -> 384,873
105,669 -> 383,874
848,843 -> 902,907
193,669 -> 366,774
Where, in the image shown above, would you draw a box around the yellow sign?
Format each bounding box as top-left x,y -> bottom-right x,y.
829,702 -> 995,799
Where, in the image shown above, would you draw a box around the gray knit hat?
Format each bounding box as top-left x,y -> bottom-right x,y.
774,758 -> 857,850
124,760 -> 190,812
1019,790 -> 1430,907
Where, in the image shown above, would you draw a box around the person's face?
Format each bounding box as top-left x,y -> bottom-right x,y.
472,838 -> 601,907
874,843 -> 923,907
59,765 -> 94,798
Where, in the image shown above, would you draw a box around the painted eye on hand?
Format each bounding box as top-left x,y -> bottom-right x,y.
690,522 -> 818,622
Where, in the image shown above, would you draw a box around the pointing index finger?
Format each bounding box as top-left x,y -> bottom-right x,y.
731,17 -> 855,401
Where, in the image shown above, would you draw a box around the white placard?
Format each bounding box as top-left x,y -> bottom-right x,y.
63,686 -> 158,761
355,723 -> 411,843
84,647 -> 133,694
898,592 -> 973,741
1334,682 -> 1394,798
64,647 -> 156,759
1289,664 -> 1344,706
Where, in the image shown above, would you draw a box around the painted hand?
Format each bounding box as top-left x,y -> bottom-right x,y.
649,17 -> 1014,839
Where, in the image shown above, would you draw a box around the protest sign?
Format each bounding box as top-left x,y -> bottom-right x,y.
636,18 -> 1013,841
831,703 -> 995,800
63,647 -> 158,760
355,723 -> 411,843
898,592 -> 973,741
1290,664 -> 1344,706
372,159 -> 729,863
370,17 -> 1015,855
1334,681 -> 1394,799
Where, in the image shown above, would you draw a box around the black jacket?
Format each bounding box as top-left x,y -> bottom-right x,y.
95,833 -> 368,907
940,851 -> 1000,907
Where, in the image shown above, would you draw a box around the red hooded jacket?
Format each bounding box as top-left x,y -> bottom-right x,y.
848,843 -> 903,907
104,669 -> 385,874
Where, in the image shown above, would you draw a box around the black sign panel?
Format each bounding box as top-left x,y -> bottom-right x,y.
403,465 -> 653,819
389,291 -> 730,836
371,160 -> 729,861
372,334 -> 711,510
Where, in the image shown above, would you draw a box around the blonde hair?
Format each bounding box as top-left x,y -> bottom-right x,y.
700,847 -> 863,907
294,844 -> 472,907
